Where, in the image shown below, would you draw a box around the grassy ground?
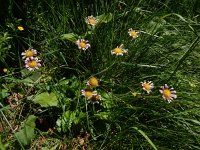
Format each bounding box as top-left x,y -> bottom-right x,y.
1,0 -> 200,149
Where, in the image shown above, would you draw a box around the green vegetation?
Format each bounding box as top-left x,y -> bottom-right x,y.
1,0 -> 200,149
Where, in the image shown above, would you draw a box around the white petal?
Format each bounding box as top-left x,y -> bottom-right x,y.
159,89 -> 163,94
171,94 -> 177,99
164,84 -> 169,88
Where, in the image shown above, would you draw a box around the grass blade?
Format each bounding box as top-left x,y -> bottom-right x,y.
132,127 -> 158,150
168,36 -> 200,81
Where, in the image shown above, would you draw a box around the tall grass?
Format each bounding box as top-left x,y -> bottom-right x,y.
1,0 -> 200,149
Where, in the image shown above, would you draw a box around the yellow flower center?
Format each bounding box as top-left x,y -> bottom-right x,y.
163,89 -> 171,98
18,26 -> 24,31
130,31 -> 137,37
143,83 -> 150,90
113,48 -> 122,54
80,42 -> 86,48
88,18 -> 96,24
28,61 -> 38,68
85,90 -> 93,97
89,77 -> 99,86
25,50 -> 34,57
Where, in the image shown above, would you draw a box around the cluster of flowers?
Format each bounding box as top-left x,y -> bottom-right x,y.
75,16 -> 140,55
141,81 -> 177,103
21,48 -> 41,71
81,76 -> 101,104
80,15 -> 177,103
19,16 -> 177,103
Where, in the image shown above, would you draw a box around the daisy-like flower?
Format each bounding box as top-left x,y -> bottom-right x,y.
87,76 -> 99,87
159,84 -> 177,103
18,26 -> 24,31
21,48 -> 37,59
85,15 -> 99,26
89,94 -> 101,104
141,81 -> 154,93
128,28 -> 140,39
111,44 -> 128,56
76,39 -> 91,51
25,57 -> 41,71
81,89 -> 97,99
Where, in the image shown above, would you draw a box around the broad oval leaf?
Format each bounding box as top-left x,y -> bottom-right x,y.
15,115 -> 36,146
33,92 -> 58,107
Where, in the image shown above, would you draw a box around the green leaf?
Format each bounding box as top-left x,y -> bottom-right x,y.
101,92 -> 114,109
0,89 -> 9,99
56,111 -> 86,133
15,115 -> 36,146
94,111 -> 111,120
41,148 -> 49,150
61,33 -> 77,43
21,69 -> 42,84
41,144 -> 59,150
33,92 -> 58,107
96,13 -> 113,23
63,110 -> 85,127
28,71 -> 42,82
